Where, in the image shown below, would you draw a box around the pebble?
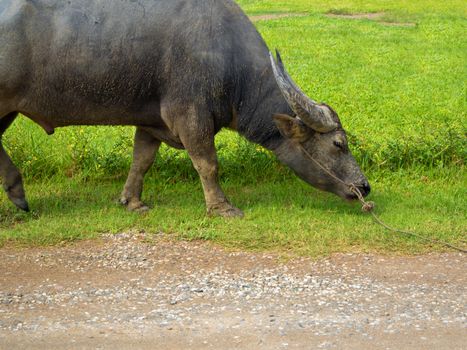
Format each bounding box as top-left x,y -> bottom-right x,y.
0,232 -> 465,344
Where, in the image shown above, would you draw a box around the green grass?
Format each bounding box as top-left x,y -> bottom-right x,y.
0,0 -> 466,255
0,167 -> 465,256
237,0 -> 467,17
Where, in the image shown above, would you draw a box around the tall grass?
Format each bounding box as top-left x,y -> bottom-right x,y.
3,118 -> 464,183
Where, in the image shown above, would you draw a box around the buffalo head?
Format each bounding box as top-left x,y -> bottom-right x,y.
270,51 -> 370,200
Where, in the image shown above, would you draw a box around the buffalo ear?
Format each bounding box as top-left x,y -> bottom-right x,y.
273,114 -> 310,142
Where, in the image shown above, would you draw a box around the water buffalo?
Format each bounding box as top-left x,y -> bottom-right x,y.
0,0 -> 370,217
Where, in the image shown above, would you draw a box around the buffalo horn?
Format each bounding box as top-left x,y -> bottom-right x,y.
269,50 -> 338,133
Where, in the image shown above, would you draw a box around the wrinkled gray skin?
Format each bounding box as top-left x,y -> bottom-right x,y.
0,0 -> 370,217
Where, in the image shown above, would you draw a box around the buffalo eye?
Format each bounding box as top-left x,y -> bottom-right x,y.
333,140 -> 344,150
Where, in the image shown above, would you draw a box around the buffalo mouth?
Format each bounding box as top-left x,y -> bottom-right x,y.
345,193 -> 360,201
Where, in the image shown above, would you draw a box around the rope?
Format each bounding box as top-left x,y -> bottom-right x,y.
299,145 -> 467,254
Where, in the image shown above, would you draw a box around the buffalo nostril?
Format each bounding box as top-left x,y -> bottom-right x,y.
361,182 -> 371,196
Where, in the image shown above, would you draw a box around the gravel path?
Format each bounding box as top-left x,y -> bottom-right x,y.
1,232 -> 466,349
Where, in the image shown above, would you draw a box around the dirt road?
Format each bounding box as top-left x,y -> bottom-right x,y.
1,232 -> 465,349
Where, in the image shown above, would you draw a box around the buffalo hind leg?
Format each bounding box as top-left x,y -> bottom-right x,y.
0,112 -> 29,211
120,127 -> 161,212
177,107 -> 243,218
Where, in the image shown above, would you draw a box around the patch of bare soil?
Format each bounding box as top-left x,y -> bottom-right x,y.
326,12 -> 416,27
0,232 -> 466,349
249,13 -> 308,22
326,12 -> 385,20
379,21 -> 417,27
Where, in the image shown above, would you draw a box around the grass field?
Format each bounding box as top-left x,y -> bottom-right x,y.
0,0 -> 466,255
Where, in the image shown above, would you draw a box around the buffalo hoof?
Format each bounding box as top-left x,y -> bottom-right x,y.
119,198 -> 150,213
207,204 -> 244,218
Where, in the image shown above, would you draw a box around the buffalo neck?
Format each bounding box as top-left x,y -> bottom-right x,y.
234,68 -> 292,151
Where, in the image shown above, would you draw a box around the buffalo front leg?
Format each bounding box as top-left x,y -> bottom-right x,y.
0,112 -> 29,211
188,145 -> 243,218
177,113 -> 243,218
120,127 -> 161,212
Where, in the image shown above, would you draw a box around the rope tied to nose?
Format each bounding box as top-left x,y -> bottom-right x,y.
298,145 -> 467,254
348,184 -> 375,213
